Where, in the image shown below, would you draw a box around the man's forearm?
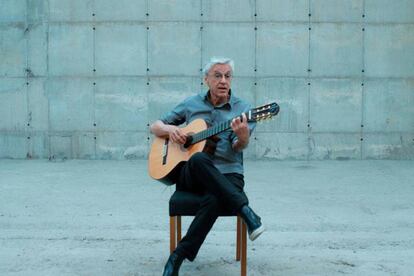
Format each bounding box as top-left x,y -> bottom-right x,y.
150,120 -> 174,137
232,137 -> 249,152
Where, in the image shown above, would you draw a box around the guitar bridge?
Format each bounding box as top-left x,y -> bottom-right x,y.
162,138 -> 169,165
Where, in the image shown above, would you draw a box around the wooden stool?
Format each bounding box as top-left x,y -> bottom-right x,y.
169,191 -> 247,276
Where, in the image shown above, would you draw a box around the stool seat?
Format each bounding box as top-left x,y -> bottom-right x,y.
169,191 -> 237,216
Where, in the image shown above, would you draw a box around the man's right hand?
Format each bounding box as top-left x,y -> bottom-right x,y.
168,125 -> 187,145
150,120 -> 187,145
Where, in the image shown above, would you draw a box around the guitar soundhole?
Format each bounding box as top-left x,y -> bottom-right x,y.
183,132 -> 194,149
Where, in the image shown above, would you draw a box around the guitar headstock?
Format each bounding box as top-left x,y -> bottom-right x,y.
248,102 -> 280,122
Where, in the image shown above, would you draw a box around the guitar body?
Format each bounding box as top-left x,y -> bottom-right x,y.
148,118 -> 208,185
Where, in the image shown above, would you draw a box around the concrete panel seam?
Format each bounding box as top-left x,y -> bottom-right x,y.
146,0 -> 150,143
92,0 -> 97,159
307,0 -> 312,161
360,0 -> 367,160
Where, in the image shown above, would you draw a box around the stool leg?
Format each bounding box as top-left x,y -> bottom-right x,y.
177,216 -> 182,242
236,215 -> 241,261
241,221 -> 247,276
170,216 -> 176,254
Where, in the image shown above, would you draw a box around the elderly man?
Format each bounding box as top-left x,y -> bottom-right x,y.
150,57 -> 264,276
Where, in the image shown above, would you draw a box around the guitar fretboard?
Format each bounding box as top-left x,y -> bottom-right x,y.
190,119 -> 233,145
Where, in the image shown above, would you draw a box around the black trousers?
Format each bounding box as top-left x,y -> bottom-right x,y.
173,152 -> 249,261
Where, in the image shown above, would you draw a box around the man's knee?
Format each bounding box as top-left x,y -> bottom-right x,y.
188,152 -> 212,169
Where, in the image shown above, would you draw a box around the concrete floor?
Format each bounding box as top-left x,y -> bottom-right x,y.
0,159 -> 413,276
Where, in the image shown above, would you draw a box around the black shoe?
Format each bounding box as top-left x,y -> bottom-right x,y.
162,252 -> 184,276
239,205 -> 265,241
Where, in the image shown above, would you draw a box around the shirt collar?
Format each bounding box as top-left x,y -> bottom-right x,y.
204,89 -> 234,109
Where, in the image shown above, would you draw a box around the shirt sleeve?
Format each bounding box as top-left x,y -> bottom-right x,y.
159,99 -> 187,126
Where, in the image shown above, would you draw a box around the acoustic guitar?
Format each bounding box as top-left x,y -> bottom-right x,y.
148,102 -> 280,185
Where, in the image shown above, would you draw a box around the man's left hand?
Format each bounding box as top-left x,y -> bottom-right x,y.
231,113 -> 249,148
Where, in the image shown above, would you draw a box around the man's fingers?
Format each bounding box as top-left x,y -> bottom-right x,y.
172,135 -> 185,145
178,132 -> 187,141
171,129 -> 187,144
179,134 -> 187,144
231,114 -> 248,129
232,117 -> 240,125
242,113 -> 247,123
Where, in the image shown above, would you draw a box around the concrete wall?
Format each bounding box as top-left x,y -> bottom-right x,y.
0,0 -> 413,160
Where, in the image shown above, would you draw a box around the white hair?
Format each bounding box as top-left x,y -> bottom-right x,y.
202,57 -> 234,76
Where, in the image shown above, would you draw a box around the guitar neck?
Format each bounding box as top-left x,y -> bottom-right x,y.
189,119 -> 233,145
184,102 -> 279,147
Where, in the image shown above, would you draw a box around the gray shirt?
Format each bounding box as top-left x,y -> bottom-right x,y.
160,90 -> 256,175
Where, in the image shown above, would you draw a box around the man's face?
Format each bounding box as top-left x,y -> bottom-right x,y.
204,64 -> 232,100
